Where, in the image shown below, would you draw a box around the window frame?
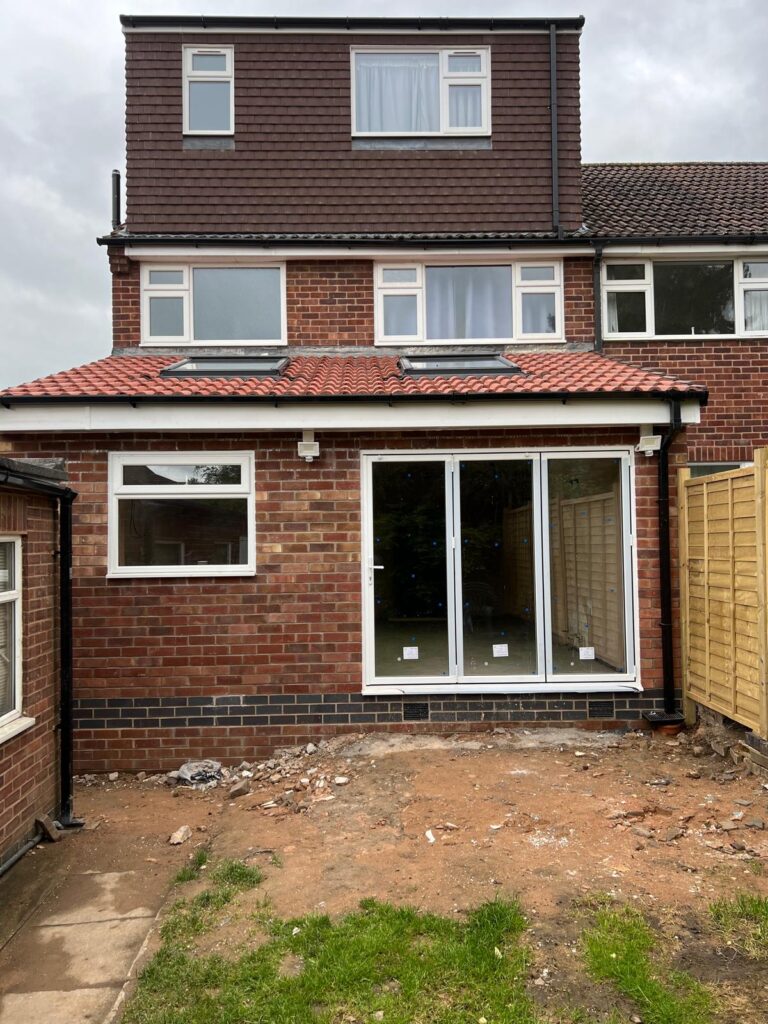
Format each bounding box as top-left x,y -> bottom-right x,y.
350,46 -> 491,138
107,452 -> 256,579
140,264 -> 287,347
601,257 -> 768,340
182,45 -> 235,136
0,537 -> 22,731
374,259 -> 564,345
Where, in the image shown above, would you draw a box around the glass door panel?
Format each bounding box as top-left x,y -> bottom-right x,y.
546,456 -> 628,675
457,459 -> 539,677
371,460 -> 452,679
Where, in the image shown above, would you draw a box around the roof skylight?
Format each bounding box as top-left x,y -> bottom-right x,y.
160,357 -> 288,379
399,354 -> 521,377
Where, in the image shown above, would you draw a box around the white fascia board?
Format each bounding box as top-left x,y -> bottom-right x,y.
124,245 -> 595,262
0,398 -> 701,433
603,243 -> 768,257
123,26 -> 582,35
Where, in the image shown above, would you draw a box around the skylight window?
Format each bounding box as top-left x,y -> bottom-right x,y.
399,355 -> 520,377
160,357 -> 288,378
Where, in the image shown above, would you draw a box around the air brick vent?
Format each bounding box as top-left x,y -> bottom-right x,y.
403,702 -> 430,722
588,699 -> 615,719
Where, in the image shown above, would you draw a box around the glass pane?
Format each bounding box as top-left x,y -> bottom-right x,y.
548,458 -> 627,675
744,290 -> 768,332
383,294 -> 417,336
355,52 -> 439,133
193,268 -> 281,341
448,53 -> 482,72
448,84 -> 482,128
0,542 -> 14,592
426,266 -> 512,339
521,292 -> 556,334
191,52 -> 227,72
118,498 -> 249,567
606,290 -> 646,333
459,460 -> 537,676
122,464 -> 241,486
149,296 -> 184,337
0,601 -> 14,717
606,264 -> 645,281
372,462 -> 450,678
382,268 -> 417,283
689,463 -> 741,478
148,270 -> 184,285
520,266 -> 555,282
188,80 -> 231,132
743,262 -> 768,279
653,262 -> 734,335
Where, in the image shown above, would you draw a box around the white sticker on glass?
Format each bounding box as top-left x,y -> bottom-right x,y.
579,646 -> 595,660
492,644 -> 509,658
402,647 -> 419,660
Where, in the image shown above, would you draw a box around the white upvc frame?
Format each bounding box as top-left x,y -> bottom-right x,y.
602,256 -> 768,340
140,263 -> 287,346
0,537 -> 22,730
107,451 -> 256,579
374,259 -> 564,345
361,446 -> 639,694
182,45 -> 235,136
351,46 -> 491,137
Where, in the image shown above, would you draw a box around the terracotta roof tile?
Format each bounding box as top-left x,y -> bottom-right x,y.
1,353 -> 707,402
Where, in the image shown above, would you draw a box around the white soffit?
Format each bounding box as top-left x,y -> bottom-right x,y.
123,245 -> 595,262
0,398 -> 701,433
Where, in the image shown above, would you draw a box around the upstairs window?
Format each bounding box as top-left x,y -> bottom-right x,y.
375,261 -> 562,344
141,265 -> 285,345
352,48 -> 490,136
603,258 -> 768,338
183,47 -> 234,135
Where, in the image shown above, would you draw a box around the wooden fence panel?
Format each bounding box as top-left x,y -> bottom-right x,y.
680,451 -> 768,738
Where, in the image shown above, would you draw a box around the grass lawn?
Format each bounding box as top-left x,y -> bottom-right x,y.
119,858 -> 734,1024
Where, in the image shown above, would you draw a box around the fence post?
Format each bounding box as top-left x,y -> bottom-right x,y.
755,449 -> 768,740
677,467 -> 696,727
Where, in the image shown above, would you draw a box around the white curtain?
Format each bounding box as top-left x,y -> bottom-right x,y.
426,266 -> 512,340
355,53 -> 440,133
522,292 -> 557,334
448,85 -> 482,129
745,290 -> 768,331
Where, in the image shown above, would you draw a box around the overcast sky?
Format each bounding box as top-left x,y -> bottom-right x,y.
1,0 -> 766,388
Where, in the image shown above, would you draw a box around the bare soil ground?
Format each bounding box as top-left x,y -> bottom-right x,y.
6,727 -> 768,1022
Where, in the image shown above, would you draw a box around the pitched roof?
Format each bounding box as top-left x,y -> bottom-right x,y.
583,162 -> 768,239
0,353 -> 706,403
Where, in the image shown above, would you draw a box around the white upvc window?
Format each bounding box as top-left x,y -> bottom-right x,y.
374,260 -> 563,345
602,257 -> 768,339
140,264 -> 286,346
352,47 -> 490,136
108,452 -> 256,579
183,46 -> 234,135
0,538 -> 22,731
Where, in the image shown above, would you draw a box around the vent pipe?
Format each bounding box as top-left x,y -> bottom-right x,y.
111,169 -> 121,230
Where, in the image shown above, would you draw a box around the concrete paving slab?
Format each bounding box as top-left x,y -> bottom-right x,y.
42,872 -> 154,925
0,986 -> 121,1024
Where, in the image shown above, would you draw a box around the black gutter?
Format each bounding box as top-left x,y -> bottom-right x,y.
120,15 -> 586,32
644,398 -> 685,726
0,464 -> 81,830
548,24 -> 561,240
593,242 -> 604,352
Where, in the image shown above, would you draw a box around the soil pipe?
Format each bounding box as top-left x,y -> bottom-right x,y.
655,399 -> 683,720
57,489 -> 82,828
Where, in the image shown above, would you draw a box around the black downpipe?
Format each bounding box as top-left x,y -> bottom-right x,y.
111,169 -> 121,231
656,399 -> 683,719
57,490 -> 81,827
592,243 -> 604,352
548,24 -> 562,239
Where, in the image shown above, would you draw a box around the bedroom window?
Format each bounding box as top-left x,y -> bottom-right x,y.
183,46 -> 234,135
108,452 -> 255,578
352,48 -> 490,136
0,538 -> 22,729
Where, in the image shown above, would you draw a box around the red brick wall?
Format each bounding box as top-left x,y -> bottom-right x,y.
6,429 -> 665,770
0,493 -> 59,864
110,253 -> 596,350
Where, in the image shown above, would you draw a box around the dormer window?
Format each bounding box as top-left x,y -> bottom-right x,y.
352,48 -> 490,136
183,46 -> 234,135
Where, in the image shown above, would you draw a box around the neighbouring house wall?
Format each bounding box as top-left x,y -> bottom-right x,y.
8,428 -> 671,771
108,253 -> 595,350
124,31 -> 582,234
0,491 -> 59,864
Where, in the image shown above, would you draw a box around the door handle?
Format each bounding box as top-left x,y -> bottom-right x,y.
372,564 -> 384,570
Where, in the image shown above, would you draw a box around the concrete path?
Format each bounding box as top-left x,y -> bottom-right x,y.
0,867 -> 158,1024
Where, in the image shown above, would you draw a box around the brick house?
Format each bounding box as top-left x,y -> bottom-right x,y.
1,15 -> 766,771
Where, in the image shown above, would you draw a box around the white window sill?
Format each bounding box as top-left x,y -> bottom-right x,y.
374,338 -> 566,347
139,340 -> 288,348
362,682 -> 642,695
106,568 -> 256,580
603,333 -> 748,342
0,715 -> 36,745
